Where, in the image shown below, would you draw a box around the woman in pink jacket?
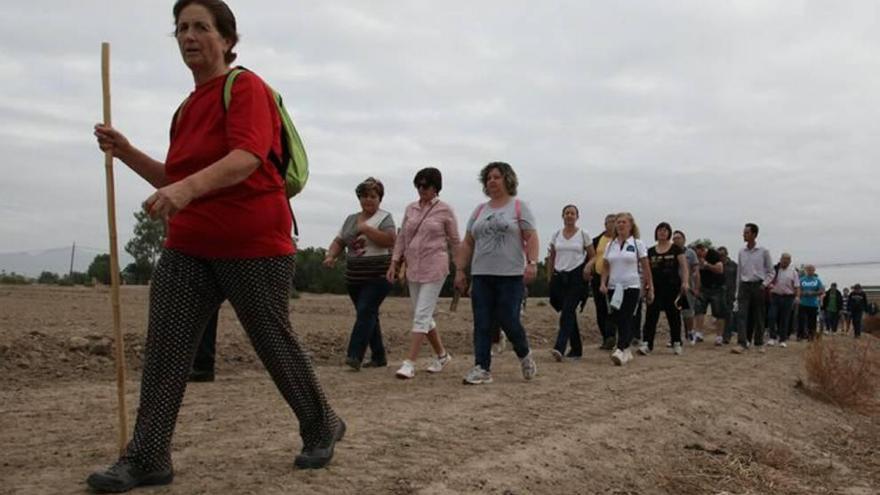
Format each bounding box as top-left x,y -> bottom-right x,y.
387,168 -> 461,379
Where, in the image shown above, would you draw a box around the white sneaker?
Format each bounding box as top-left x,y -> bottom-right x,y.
462,366 -> 493,385
395,360 -> 415,379
520,352 -> 537,380
673,343 -> 683,355
637,342 -> 650,356
767,339 -> 777,347
695,331 -> 705,343
611,349 -> 624,366
621,348 -> 634,364
426,353 -> 452,373
714,336 -> 723,346
550,349 -> 563,362
779,341 -> 788,348
491,334 -> 506,356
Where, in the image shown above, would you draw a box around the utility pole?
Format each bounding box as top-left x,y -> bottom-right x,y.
69,242 -> 76,279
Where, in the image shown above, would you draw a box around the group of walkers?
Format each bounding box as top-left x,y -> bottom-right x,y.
326,162 -> 539,385
84,0 -> 872,492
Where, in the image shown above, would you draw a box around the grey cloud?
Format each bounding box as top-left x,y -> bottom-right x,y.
1,0 -> 878,268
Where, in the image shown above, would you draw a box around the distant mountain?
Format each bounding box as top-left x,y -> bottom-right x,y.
0,246 -> 134,278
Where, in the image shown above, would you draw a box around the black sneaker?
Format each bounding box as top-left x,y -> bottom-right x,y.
344,357 -> 361,371
600,337 -> 616,350
361,360 -> 387,368
294,419 -> 346,469
188,369 -> 215,382
86,460 -> 173,493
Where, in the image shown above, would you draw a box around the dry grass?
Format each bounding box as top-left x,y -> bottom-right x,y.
864,314 -> 880,333
656,441 -> 805,495
801,337 -> 879,413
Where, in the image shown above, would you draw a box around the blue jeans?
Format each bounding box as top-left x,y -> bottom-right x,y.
826,311 -> 841,333
346,277 -> 391,363
472,275 -> 531,370
852,310 -> 864,337
553,267 -> 585,357
768,294 -> 795,342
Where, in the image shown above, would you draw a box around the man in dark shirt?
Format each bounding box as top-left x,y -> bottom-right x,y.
694,243 -> 728,345
717,246 -> 738,343
821,283 -> 844,334
847,284 -> 869,338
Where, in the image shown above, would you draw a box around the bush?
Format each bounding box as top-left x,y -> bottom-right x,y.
801,338 -> 879,413
37,271 -> 60,284
0,271 -> 31,285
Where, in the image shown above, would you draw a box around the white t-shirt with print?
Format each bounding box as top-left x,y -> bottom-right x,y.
551,228 -> 591,272
604,236 -> 648,289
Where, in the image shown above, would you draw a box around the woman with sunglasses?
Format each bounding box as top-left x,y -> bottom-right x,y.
387,167 -> 460,379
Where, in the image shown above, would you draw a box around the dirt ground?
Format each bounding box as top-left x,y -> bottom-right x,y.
1,285 -> 878,495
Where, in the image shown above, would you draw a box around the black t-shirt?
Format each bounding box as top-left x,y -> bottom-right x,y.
649,244 -> 683,293
700,249 -> 725,289
848,292 -> 868,313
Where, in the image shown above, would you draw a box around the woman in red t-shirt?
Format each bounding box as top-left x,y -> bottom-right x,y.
88,1 -> 343,492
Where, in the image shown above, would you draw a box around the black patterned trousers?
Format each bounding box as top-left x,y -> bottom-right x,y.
122,249 -> 338,471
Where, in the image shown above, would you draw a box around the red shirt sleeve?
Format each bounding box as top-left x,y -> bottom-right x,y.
226,71 -> 276,162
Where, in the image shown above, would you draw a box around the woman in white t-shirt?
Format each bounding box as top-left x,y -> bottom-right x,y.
548,205 -> 596,361
600,212 -> 654,365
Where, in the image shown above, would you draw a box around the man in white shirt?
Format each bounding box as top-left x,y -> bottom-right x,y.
732,223 -> 774,354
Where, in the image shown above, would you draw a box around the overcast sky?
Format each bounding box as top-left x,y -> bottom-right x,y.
1,0 -> 878,265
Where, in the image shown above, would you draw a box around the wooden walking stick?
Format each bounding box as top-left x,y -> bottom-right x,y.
101,42 -> 128,454
449,288 -> 460,312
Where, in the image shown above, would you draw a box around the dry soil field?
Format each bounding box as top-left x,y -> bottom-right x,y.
1,285 -> 878,494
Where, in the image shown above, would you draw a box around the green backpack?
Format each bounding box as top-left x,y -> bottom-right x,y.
223,66 -> 309,198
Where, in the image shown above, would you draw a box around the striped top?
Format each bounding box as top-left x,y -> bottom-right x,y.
338,210 -> 395,284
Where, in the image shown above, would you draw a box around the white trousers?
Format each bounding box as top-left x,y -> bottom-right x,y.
408,279 -> 445,333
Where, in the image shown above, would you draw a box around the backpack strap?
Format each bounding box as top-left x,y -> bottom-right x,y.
222,66 -> 247,110
168,96 -> 191,140
472,203 -> 487,222
515,199 -> 528,254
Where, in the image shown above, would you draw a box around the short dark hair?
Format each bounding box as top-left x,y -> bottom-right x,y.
745,223 -> 759,236
694,242 -> 707,249
479,162 -> 518,196
562,204 -> 579,216
654,222 -> 672,241
173,0 -> 239,64
413,167 -> 442,192
355,177 -> 385,200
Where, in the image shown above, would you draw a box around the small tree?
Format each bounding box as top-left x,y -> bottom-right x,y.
87,254 -> 112,285
689,238 -> 714,249
59,271 -> 89,286
125,210 -> 166,284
